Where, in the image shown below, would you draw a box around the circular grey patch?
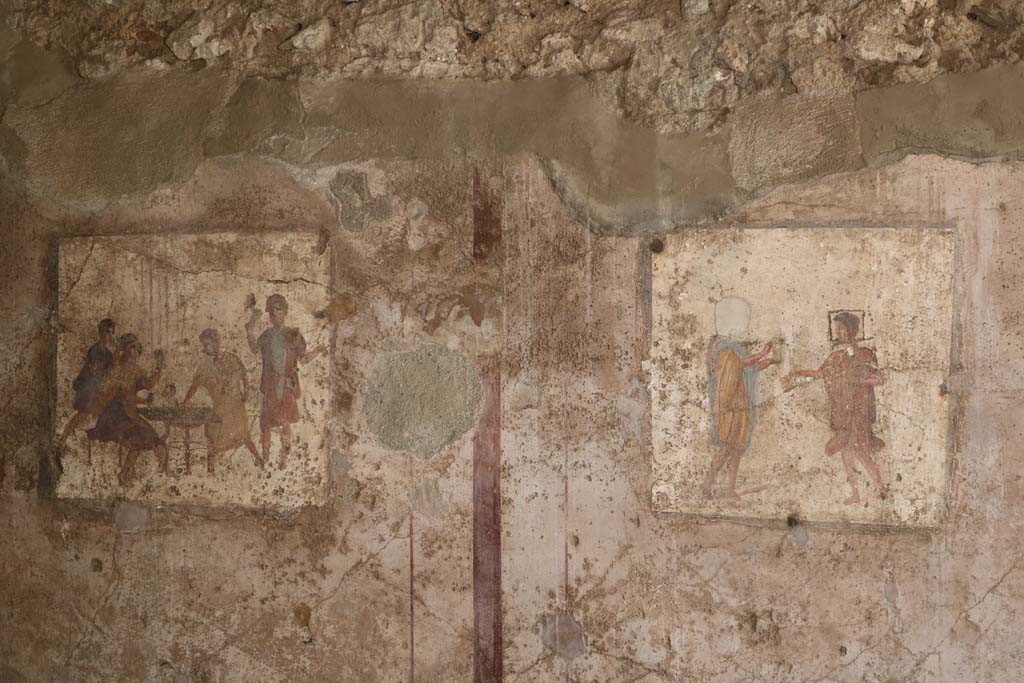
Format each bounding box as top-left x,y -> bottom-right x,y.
364,345 -> 482,456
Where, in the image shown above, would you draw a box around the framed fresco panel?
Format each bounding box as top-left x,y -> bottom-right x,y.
54,232 -> 331,510
648,227 -> 956,527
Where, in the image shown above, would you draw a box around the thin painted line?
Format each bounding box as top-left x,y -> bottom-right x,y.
405,509 -> 409,679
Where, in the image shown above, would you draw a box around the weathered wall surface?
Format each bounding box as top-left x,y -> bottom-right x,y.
3,1 -> 1024,681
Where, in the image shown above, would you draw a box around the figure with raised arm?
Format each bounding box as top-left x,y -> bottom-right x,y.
245,294 -> 326,469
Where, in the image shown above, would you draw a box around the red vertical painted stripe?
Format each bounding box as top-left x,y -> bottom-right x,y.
409,510 -> 415,683
473,355 -> 502,683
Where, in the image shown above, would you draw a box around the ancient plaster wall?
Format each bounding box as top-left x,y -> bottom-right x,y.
3,2 -> 1024,682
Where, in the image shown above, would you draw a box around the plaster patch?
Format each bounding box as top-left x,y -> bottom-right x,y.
363,345 -> 481,455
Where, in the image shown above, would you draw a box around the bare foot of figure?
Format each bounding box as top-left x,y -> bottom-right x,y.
844,494 -> 862,506
245,441 -> 262,469
721,489 -> 741,501
153,445 -> 173,478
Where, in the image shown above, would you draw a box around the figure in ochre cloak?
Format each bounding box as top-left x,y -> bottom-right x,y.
701,297 -> 779,500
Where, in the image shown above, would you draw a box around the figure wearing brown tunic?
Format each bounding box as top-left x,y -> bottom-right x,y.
819,345 -> 885,457
191,352 -> 251,453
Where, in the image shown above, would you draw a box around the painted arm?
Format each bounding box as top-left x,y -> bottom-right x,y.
860,368 -> 885,386
137,351 -> 164,393
742,342 -> 775,368
233,356 -> 250,402
139,369 -> 162,392
92,377 -> 118,413
783,361 -> 822,388
182,380 -> 200,405
245,309 -> 261,354
861,353 -> 885,387
300,344 -> 328,364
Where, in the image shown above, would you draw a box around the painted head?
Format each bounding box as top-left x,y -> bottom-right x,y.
199,328 -> 220,357
118,333 -> 141,360
98,318 -> 116,343
715,297 -> 751,340
266,293 -> 288,327
832,311 -> 860,343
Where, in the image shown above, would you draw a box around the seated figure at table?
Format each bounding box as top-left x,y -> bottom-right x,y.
183,328 -> 262,472
56,317 -> 117,471
88,333 -> 169,485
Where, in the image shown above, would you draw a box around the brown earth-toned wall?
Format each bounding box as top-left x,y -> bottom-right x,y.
3,2 -> 1024,681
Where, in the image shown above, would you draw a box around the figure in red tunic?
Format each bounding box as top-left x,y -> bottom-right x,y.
245,294 -> 326,469
785,311 -> 888,505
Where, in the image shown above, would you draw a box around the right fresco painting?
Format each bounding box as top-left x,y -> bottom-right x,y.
648,227 -> 956,527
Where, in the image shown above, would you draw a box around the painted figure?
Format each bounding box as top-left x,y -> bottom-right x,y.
88,333 -> 170,484
183,328 -> 261,472
246,294 -> 326,469
56,318 -> 117,467
784,311 -> 888,504
701,297 -> 779,499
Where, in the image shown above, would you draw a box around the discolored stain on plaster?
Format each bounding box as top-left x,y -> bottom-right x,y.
204,77 -> 303,157
112,501 -> 148,532
329,168 -> 391,232
541,611 -> 586,661
3,68 -> 230,207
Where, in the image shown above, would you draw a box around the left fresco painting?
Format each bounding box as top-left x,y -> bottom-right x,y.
54,233 -> 332,509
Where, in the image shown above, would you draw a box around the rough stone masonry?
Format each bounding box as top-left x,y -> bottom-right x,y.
3,1 -> 1024,681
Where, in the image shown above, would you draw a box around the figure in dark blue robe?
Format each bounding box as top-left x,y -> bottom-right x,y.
56,318 -> 117,469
